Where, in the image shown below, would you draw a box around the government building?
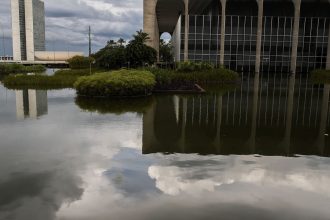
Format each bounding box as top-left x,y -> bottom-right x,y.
10,0 -> 83,62
11,0 -> 45,61
144,0 -> 330,74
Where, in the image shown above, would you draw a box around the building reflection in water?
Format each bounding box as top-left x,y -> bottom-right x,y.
15,90 -> 48,119
143,74 -> 330,157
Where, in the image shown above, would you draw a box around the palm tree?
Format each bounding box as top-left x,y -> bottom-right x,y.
117,38 -> 126,46
107,40 -> 116,48
132,30 -> 150,44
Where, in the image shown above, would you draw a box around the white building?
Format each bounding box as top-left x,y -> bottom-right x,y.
11,0 -> 45,61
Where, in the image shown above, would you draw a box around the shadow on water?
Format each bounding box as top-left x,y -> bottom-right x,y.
75,96 -> 155,115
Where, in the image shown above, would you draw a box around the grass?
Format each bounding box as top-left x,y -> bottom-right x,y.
2,68 -> 96,90
147,68 -> 239,90
0,64 -> 46,75
311,69 -> 330,84
3,74 -> 79,90
2,63 -> 239,97
74,69 -> 156,97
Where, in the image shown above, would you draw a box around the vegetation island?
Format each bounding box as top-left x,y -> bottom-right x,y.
1,30 -> 240,97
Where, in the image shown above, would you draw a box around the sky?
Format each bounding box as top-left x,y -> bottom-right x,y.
0,0 -> 146,56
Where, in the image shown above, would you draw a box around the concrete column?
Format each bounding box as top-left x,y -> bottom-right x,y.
219,0 -> 227,66
184,0 -> 189,62
154,18 -> 160,62
143,0 -> 158,50
255,0 -> 263,74
11,0 -> 22,61
25,0 -> 35,61
290,0 -> 301,74
327,26 -> 330,70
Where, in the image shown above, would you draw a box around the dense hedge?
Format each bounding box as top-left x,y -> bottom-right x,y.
75,96 -> 154,115
0,64 -> 46,75
311,69 -> 330,84
147,68 -> 239,90
74,69 -> 156,97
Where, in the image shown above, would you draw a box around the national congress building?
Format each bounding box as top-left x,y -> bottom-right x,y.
144,0 -> 330,74
11,0 -> 45,61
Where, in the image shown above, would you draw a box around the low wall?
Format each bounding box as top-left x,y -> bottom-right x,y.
34,51 -> 84,62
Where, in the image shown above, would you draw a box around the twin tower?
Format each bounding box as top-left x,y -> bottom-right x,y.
143,0 -> 330,74
11,0 -> 45,61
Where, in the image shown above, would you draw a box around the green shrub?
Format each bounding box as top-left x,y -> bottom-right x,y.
176,61 -> 214,72
75,96 -> 154,115
311,69 -> 330,84
3,74 -> 78,90
2,68 -> 95,89
74,69 -> 156,97
68,56 -> 94,69
0,64 -> 46,75
147,67 -> 239,90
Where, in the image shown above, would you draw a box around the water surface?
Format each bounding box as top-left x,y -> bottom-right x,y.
0,74 -> 330,220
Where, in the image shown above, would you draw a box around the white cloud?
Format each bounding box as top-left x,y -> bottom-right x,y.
0,0 -> 144,55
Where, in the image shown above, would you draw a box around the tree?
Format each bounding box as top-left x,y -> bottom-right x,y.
68,56 -> 94,69
117,38 -> 126,46
107,40 -> 117,48
126,30 -> 157,67
97,47 -> 127,69
132,30 -> 150,44
159,39 -> 174,63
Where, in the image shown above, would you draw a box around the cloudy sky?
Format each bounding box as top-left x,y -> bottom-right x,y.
0,0 -> 145,56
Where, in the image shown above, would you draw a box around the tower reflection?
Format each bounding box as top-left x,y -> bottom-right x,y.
15,90 -> 48,119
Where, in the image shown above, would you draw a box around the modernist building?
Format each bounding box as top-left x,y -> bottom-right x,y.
144,0 -> 330,74
11,0 -> 45,61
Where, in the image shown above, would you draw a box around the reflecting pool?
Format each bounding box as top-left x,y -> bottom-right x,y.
1,74 -> 330,220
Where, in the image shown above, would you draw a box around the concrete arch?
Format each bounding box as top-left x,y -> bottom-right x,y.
263,0 -> 294,17
156,0 -> 185,34
227,0 -> 259,16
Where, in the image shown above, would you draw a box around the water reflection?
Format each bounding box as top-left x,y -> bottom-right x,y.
15,90 -> 48,119
143,74 -> 330,156
1,75 -> 330,220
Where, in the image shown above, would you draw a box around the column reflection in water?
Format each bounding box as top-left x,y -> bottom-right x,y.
248,72 -> 260,154
316,84 -> 330,154
282,73 -> 296,155
15,90 -> 48,119
142,75 -> 330,156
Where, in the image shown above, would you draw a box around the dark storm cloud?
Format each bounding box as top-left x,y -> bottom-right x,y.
0,0 -> 143,55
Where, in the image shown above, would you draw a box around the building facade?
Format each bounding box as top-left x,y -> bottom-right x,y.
144,0 -> 330,74
11,0 -> 45,61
